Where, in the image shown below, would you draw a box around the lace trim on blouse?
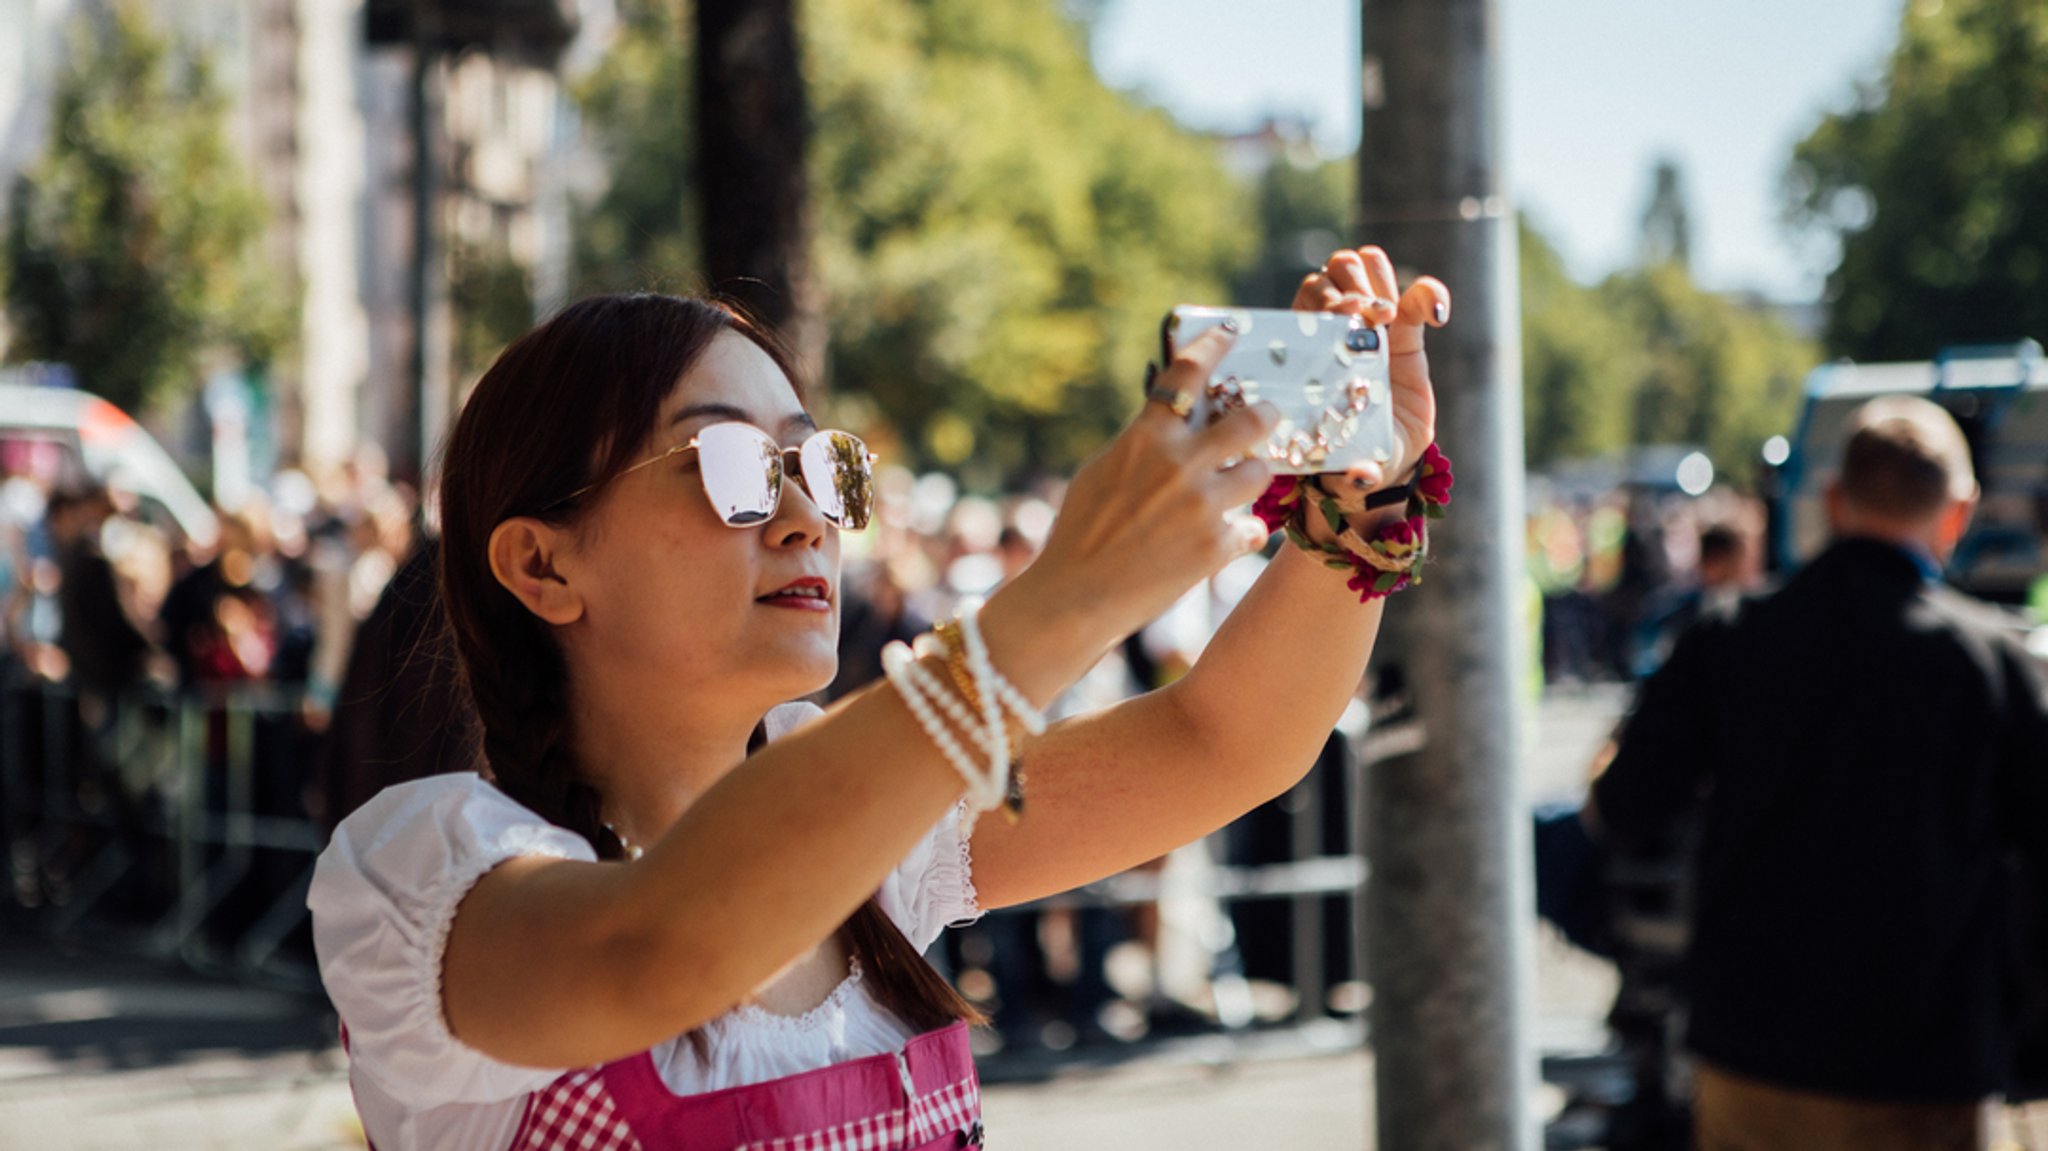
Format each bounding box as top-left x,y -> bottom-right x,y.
722,957 -> 866,1033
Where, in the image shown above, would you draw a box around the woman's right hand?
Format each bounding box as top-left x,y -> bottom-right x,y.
1012,326 -> 1280,647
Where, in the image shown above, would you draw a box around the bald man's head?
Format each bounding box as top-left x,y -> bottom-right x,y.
1837,396 -> 1977,524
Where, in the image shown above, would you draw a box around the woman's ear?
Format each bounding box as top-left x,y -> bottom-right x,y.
488,517 -> 585,625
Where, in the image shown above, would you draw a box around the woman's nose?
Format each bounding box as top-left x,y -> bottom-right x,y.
767,454 -> 830,547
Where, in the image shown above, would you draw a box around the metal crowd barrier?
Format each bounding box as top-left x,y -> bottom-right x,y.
981,706 -> 1422,1038
0,666 -> 326,987
1000,852 -> 1369,1033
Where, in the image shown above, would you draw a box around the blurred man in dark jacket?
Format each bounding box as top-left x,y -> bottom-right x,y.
1590,396 -> 2048,1151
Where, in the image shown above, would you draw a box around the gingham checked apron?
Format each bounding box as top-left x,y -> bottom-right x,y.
505,1021 -> 983,1151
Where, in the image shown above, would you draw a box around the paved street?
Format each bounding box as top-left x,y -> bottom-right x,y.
0,942 -> 1610,1151
0,688 -> 1630,1151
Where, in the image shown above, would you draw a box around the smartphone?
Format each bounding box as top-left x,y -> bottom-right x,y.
1162,306 -> 1397,475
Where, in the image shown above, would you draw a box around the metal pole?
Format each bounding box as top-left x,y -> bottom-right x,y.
1290,770 -> 1326,1024
403,13 -> 446,488
1356,1 -> 1535,1148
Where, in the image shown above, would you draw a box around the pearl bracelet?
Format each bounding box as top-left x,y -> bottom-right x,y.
956,607 -> 1047,737
923,608 -> 1045,821
881,641 -> 1007,826
954,604 -> 1009,788
882,602 -> 1047,830
905,660 -> 1012,813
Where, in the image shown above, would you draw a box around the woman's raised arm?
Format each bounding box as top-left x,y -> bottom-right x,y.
968,247 -> 1450,909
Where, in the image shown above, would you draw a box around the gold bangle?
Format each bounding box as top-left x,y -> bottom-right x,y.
931,620 -> 984,711
932,619 -> 1028,822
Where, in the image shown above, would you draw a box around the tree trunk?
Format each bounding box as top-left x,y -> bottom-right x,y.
694,0 -> 825,387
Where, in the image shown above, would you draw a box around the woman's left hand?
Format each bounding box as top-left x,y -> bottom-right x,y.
1291,246 -> 1448,492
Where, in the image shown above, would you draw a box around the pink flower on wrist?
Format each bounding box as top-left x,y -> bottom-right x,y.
1416,443 -> 1455,507
1253,476 -> 1302,533
1347,569 -> 1412,600
1376,515 -> 1426,558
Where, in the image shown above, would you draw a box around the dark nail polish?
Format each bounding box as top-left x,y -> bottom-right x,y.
1433,301 -> 1449,325
1352,476 -> 1370,491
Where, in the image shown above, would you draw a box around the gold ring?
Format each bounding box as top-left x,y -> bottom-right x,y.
1144,386 -> 1196,419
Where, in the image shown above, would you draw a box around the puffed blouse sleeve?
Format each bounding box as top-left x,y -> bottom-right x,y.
308,773 -> 596,1105
878,799 -> 982,952
762,700 -> 981,953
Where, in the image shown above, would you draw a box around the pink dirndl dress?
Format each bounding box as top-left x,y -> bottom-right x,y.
505,1022 -> 981,1151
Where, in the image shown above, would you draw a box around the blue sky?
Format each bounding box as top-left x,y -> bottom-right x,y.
1090,0 -> 1907,303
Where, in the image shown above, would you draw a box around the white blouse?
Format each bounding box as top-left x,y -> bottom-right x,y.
307,701 -> 980,1151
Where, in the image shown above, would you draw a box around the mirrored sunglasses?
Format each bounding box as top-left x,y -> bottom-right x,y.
558,422 -> 876,530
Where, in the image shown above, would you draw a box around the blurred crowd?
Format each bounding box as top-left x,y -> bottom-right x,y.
0,443 -> 418,715
0,449 -> 1373,1052
1527,485 -> 1769,687
0,435 -> 1761,1053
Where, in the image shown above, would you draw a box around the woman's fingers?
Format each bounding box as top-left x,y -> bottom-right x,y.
1144,326 -> 1234,426
1335,459 -> 1388,493
1210,454 -> 1277,509
1322,249 -> 1400,326
1390,276 -> 1451,354
1355,248 -> 1400,308
1299,260 -> 1379,320
1193,401 -> 1280,464
1225,513 -> 1274,557
1314,259 -> 1376,320
1322,251 -> 1371,300
1292,271 -> 1345,313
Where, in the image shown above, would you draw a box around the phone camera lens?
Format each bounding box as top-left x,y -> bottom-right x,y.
1345,327 -> 1381,353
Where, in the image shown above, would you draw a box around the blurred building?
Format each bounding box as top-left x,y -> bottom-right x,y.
1212,114 -> 1322,181
360,0 -> 580,483
176,0 -> 372,477
0,0 -> 70,198
0,0 -> 594,485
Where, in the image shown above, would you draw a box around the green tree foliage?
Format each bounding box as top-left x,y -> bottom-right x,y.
451,241 -> 538,385
1521,215 -> 1812,481
1520,217 -> 1640,468
1787,0 -> 2048,359
1597,265 -> 1812,483
572,0 -> 698,293
1234,155 -> 1351,308
2,5 -> 287,413
574,0 -> 1250,481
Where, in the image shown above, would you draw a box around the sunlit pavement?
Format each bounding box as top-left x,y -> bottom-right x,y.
0,946 -> 352,1151
0,688 -> 1634,1151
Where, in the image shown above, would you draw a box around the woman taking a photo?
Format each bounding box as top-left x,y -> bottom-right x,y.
310,246 -> 1451,1150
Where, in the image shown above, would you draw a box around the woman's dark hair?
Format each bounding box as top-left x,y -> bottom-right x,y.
438,292 -> 981,1032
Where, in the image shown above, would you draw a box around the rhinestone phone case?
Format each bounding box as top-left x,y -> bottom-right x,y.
1163,306 -> 1397,475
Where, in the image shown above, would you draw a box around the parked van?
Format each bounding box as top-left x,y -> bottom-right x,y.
1771,340 -> 2048,607
0,375 -> 218,548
